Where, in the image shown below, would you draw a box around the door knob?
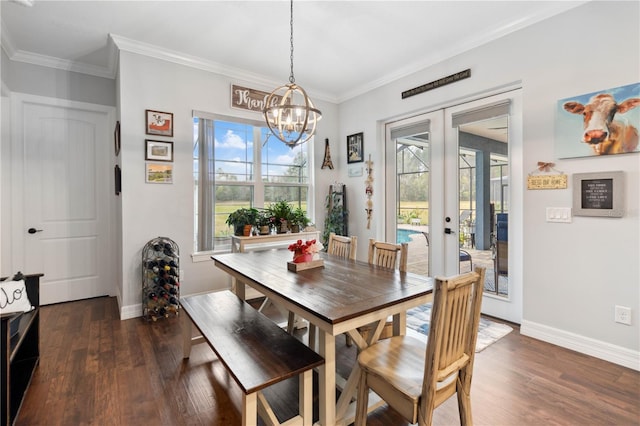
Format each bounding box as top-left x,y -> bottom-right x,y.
28,228 -> 43,234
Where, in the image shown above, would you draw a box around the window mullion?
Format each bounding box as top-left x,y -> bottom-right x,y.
253,126 -> 264,208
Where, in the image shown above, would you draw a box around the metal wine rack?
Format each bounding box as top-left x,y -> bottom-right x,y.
142,236 -> 180,321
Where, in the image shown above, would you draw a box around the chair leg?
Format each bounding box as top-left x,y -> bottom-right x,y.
354,369 -> 370,426
456,377 -> 473,426
345,333 -> 353,347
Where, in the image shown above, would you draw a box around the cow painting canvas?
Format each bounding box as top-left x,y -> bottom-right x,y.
555,83 -> 640,158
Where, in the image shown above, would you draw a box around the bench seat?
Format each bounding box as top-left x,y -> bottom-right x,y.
180,290 -> 324,426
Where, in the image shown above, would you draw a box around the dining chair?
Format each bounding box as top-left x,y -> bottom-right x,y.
355,267 -> 486,426
346,238 -> 408,346
307,233 -> 358,349
327,232 -> 357,260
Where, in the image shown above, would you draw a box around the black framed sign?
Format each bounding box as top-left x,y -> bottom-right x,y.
573,171 -> 624,217
347,132 -> 363,163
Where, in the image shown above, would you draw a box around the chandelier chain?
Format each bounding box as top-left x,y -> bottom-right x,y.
289,0 -> 295,84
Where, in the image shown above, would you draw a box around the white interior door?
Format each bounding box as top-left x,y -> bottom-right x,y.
11,94 -> 114,305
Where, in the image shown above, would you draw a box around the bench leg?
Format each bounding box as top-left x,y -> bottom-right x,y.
300,369 -> 313,426
287,311 -> 296,335
242,392 -> 257,426
182,311 -> 192,359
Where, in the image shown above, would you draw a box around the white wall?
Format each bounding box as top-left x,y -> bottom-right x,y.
336,1 -> 639,367
116,51 -> 339,317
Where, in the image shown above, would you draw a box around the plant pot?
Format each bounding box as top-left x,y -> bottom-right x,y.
278,220 -> 288,234
243,224 -> 252,236
234,224 -> 244,236
291,224 -> 300,233
293,252 -> 312,263
259,225 -> 270,235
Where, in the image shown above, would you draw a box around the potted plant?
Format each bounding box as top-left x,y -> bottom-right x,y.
225,207 -> 259,236
290,207 -> 311,233
256,209 -> 273,235
321,190 -> 348,247
268,200 -> 294,233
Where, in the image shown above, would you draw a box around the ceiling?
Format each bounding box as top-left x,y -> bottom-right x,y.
1,0 -> 587,103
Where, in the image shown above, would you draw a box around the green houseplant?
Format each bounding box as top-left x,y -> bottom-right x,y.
322,190 -> 348,247
290,207 -> 311,233
268,200 -> 294,233
256,209 -> 274,235
225,207 -> 259,236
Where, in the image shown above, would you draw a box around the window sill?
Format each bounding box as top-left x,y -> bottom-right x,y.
191,249 -> 229,263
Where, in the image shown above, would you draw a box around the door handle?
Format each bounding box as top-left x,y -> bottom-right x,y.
28,228 -> 43,234
444,227 -> 456,234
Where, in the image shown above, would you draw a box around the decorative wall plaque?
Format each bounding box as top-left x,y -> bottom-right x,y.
527,162 -> 568,190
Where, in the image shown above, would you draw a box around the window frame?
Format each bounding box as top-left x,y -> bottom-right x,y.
192,111 -> 313,260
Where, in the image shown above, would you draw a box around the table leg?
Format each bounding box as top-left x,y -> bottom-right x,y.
318,330 -> 336,426
182,313 -> 192,359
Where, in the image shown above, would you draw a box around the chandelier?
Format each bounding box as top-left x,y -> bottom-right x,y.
263,0 -> 322,147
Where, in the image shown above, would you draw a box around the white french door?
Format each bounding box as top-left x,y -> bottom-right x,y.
386,89 -> 522,323
9,94 -> 115,305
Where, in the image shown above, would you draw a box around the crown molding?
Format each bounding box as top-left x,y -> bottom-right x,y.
109,34 -> 337,104
11,49 -> 115,79
2,21 -> 117,79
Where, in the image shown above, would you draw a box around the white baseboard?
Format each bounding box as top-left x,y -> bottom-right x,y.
520,320 -> 640,371
120,303 -> 142,320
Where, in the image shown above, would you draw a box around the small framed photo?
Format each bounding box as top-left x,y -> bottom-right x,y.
146,163 -> 173,184
347,132 -> 364,163
145,109 -> 173,137
114,121 -> 121,156
145,139 -> 173,162
573,171 -> 624,217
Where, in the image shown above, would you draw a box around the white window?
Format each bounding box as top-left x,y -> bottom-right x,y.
193,112 -> 311,252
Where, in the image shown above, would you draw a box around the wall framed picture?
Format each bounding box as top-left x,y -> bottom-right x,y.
347,132 -> 364,163
145,139 -> 173,162
555,82 -> 639,159
145,163 -> 173,184
145,109 -> 173,137
572,171 -> 624,217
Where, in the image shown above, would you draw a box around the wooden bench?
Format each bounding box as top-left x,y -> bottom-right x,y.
180,290 -> 324,426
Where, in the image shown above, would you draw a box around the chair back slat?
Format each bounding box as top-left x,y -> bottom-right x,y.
327,232 -> 357,260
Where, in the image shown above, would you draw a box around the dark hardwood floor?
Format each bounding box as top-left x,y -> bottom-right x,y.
16,296 -> 640,425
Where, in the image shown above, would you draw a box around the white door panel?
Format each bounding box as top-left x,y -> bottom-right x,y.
12,94 -> 114,305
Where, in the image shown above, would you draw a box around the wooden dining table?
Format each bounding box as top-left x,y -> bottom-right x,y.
212,249 -> 434,426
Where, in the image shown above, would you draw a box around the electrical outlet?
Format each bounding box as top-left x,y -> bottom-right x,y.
614,305 -> 631,325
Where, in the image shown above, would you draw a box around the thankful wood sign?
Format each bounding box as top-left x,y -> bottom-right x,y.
231,85 -> 282,113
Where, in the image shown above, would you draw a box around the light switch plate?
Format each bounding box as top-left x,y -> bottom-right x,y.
546,207 -> 572,223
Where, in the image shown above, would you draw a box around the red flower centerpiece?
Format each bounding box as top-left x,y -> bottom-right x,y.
288,239 -> 323,263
